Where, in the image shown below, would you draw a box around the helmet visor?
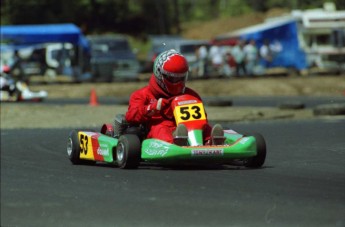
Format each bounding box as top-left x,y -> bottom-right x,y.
162,72 -> 188,84
162,78 -> 185,95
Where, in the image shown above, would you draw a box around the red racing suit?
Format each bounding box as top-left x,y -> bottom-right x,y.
125,75 -> 212,143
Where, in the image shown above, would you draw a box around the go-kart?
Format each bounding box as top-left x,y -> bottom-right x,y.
67,94 -> 266,169
0,65 -> 47,102
0,80 -> 48,102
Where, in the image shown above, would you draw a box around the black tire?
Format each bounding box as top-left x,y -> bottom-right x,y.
244,132 -> 266,168
67,130 -> 82,164
278,101 -> 305,110
313,103 -> 345,116
116,134 -> 141,169
206,98 -> 233,107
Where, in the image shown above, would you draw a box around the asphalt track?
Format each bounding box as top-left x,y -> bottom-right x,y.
1,119 -> 345,227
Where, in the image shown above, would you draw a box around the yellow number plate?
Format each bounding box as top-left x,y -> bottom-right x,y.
78,132 -> 95,160
174,103 -> 206,125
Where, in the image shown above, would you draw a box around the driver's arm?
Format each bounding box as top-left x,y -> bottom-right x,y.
125,90 -> 152,124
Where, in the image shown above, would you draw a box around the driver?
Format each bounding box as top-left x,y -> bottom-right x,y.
125,49 -> 223,145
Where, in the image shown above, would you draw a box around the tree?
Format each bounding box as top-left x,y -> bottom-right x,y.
1,0 -> 344,35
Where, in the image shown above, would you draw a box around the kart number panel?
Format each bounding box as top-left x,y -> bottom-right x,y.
173,98 -> 207,130
78,132 -> 104,161
174,103 -> 206,123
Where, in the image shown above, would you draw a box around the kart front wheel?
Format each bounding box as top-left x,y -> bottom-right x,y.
116,134 -> 141,169
245,133 -> 266,168
67,130 -> 82,164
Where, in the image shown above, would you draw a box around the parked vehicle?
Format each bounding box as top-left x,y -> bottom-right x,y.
0,24 -> 92,82
87,35 -> 140,82
291,4 -> 345,73
0,46 -> 46,81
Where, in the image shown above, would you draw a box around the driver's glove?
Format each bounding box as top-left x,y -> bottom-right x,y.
145,98 -> 171,117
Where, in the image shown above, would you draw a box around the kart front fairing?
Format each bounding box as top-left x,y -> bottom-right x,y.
141,131 -> 256,162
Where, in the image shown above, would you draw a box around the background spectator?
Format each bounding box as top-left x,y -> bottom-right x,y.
231,40 -> 246,76
223,51 -> 235,77
195,45 -> 208,77
10,50 -> 26,82
208,44 -> 224,76
260,39 -> 282,68
260,39 -> 273,68
244,39 -> 258,76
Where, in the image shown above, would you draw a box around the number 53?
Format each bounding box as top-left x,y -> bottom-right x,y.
179,105 -> 203,120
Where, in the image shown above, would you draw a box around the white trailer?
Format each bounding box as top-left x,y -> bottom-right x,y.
268,3 -> 345,73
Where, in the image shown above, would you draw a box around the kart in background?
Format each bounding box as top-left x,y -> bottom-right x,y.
0,65 -> 48,102
67,94 -> 266,169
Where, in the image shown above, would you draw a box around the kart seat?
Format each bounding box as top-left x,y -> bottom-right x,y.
114,114 -> 147,140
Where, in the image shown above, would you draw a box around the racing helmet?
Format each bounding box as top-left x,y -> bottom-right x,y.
153,49 -> 189,95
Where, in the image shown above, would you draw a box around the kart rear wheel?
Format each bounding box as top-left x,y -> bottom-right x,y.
67,130 -> 82,164
116,134 -> 141,169
244,133 -> 266,168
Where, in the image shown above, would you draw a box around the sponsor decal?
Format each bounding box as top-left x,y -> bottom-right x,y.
224,129 -> 238,134
178,100 -> 198,106
144,141 -> 169,157
239,137 -> 249,144
191,149 -> 224,156
97,144 -> 109,156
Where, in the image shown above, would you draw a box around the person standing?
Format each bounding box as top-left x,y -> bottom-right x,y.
260,39 -> 273,68
208,44 -> 224,76
244,39 -> 258,76
10,50 -> 26,82
231,40 -> 246,76
196,45 -> 208,77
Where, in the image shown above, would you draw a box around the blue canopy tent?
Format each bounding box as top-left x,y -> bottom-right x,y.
215,19 -> 307,70
0,23 -> 90,81
0,23 -> 88,49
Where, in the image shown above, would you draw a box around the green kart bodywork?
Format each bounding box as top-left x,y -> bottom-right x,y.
67,126 -> 265,169
141,132 -> 256,162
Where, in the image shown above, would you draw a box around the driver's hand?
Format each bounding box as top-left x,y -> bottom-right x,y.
144,97 -> 174,118
145,99 -> 159,117
158,98 -> 173,110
